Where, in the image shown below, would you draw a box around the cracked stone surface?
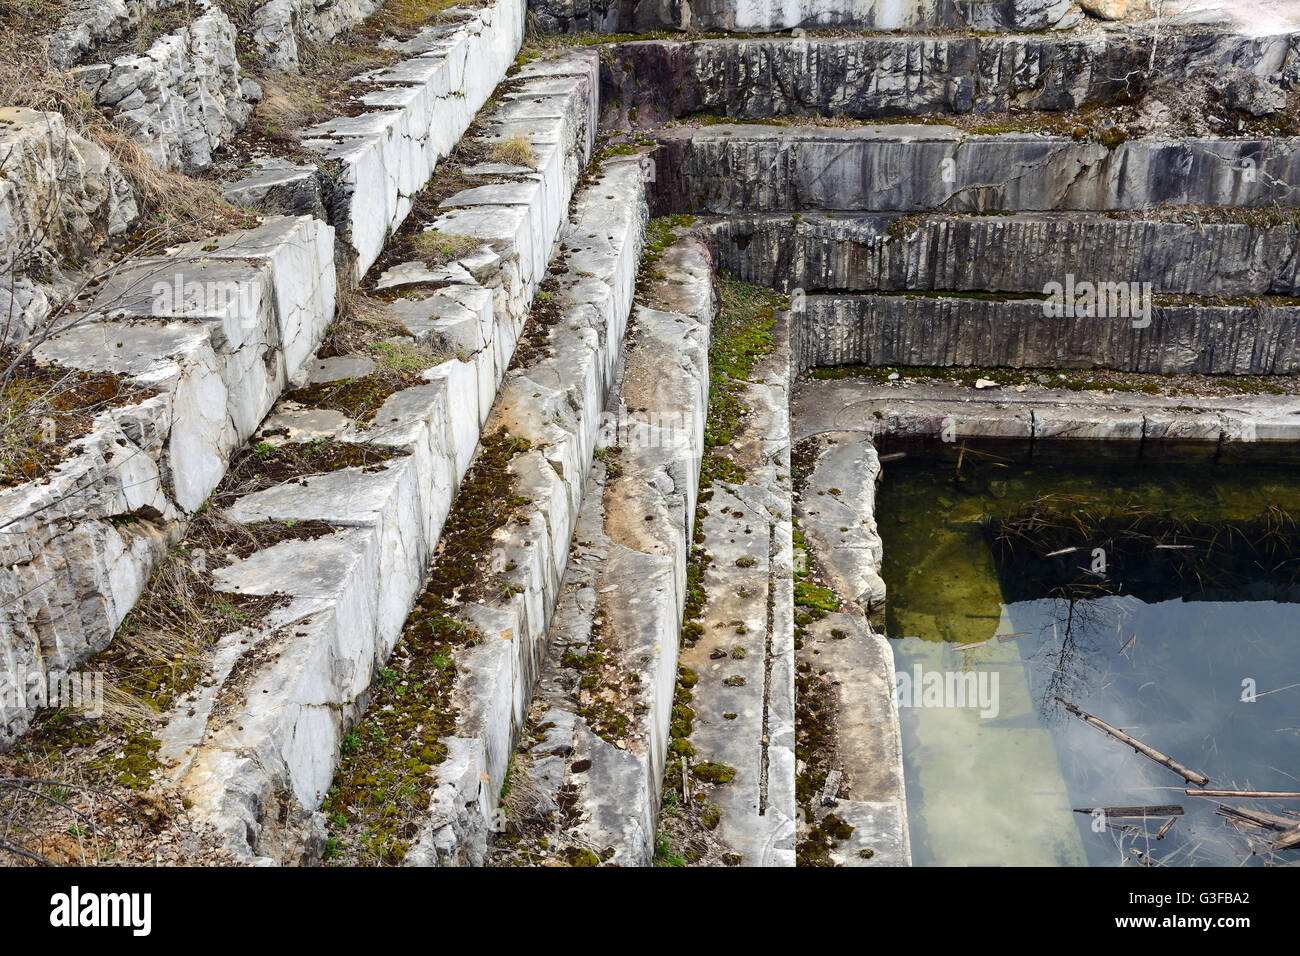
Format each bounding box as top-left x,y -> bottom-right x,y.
165,94 -> 617,863
791,377 -> 1300,445
0,107 -> 139,342
605,29 -> 1298,123
406,157 -> 648,866
675,309 -> 799,867
230,0 -> 529,281
531,0 -> 1080,33
802,295 -> 1300,375
495,237 -> 714,866
0,216 -> 335,748
72,2 -> 251,172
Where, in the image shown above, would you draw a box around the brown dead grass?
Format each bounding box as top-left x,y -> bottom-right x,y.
412,230 -> 482,265
0,747 -> 238,866
0,43 -> 252,242
0,350 -> 155,487
490,132 -> 536,168
321,288 -> 412,356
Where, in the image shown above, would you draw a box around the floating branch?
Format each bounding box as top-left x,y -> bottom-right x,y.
1274,828 -> 1300,851
1214,804 -> 1297,831
1055,697 -> 1210,786
1073,805 -> 1184,818
1186,789 -> 1300,799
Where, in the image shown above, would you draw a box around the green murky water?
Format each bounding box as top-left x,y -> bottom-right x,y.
877,440 -> 1300,867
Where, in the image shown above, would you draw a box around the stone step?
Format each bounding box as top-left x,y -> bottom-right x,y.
605,30 -> 1299,125
792,432 -> 909,866
699,212 -> 1300,298
150,60 -> 615,862
0,215 -> 336,747
225,0 -> 528,282
489,236 -> 714,867
400,156 -> 648,865
800,293 -> 1300,376
1,5 -> 543,755
790,376 -> 1300,445
672,306 -> 799,866
654,125 -> 1300,215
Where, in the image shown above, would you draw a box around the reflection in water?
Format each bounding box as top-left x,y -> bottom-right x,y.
878,442 -> 1300,866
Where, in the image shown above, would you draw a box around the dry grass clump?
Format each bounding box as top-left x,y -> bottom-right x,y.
490,132 -> 536,168
412,229 -> 481,265
246,40 -> 400,147
0,20 -> 249,239
321,288 -> 411,355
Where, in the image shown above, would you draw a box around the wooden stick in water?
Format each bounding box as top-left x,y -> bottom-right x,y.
1073,806 -> 1184,818
1273,827 -> 1300,851
1187,789 -> 1300,799
1055,697 -> 1210,786
1215,804 -> 1297,832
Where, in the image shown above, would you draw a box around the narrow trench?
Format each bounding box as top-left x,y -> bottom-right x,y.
759,518 -> 776,816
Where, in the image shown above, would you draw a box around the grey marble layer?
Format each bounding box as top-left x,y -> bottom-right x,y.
528,0 -> 1079,33
659,125 -> 1300,214
698,213 -> 1300,298
801,294 -> 1300,375
0,216 -> 336,749
605,30 -> 1300,123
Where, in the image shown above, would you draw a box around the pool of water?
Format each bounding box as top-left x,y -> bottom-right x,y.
876,440 -> 1300,866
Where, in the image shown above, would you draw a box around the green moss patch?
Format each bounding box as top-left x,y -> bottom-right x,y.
323,429 -> 531,865
0,352 -> 154,488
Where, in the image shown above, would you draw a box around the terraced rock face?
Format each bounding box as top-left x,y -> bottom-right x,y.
656,126 -> 1300,215
530,0 -> 1077,32
0,216 -> 336,748
699,213 -> 1300,297
603,31 -> 1300,123
4,0 -> 1300,873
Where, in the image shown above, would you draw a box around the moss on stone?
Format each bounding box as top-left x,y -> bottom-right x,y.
323,429 -> 531,865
